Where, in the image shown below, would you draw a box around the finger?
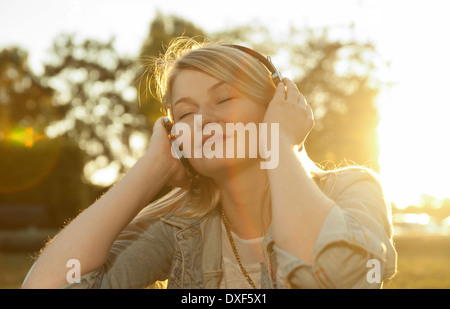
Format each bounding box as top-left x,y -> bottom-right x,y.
274,82 -> 287,101
153,116 -> 165,129
157,116 -> 168,125
284,77 -> 299,90
304,104 -> 312,117
283,78 -> 301,102
296,93 -> 308,107
283,78 -> 308,106
305,105 -> 315,126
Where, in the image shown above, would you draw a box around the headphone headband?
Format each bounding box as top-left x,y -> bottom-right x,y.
225,44 -> 283,86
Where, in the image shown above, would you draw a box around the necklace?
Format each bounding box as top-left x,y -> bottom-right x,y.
221,207 -> 257,289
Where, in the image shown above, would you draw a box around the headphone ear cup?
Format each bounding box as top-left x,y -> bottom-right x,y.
163,117 -> 176,142
272,71 -> 283,86
163,116 -> 200,179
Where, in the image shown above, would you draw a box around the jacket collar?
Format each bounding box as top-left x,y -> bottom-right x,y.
159,204 -> 213,229
160,204 -> 277,288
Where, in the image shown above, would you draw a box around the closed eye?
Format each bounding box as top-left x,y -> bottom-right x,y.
218,97 -> 233,104
179,112 -> 193,120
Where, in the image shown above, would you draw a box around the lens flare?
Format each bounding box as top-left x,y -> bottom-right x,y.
0,127 -> 62,194
6,126 -> 48,148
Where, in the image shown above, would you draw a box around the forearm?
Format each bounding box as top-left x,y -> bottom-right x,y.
268,138 -> 335,263
22,151 -> 170,288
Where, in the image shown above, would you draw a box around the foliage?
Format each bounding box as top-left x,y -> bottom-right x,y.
0,45 -> 102,229
41,34 -> 150,178
0,47 -> 55,141
291,29 -> 381,171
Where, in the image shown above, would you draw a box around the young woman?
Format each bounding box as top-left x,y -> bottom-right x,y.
22,37 -> 396,289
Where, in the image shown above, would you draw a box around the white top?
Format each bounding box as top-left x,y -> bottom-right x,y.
219,220 -> 264,289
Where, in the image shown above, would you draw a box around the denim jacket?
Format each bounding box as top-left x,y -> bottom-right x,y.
60,168 -> 397,289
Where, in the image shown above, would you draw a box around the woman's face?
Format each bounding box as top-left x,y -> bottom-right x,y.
170,69 -> 267,178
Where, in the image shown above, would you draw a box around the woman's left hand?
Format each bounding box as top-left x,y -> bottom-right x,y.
263,78 -> 315,147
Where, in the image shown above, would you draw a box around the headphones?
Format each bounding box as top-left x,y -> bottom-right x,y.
224,44 -> 283,86
163,45 -> 283,182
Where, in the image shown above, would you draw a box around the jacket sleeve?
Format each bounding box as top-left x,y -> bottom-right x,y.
60,216 -> 174,289
274,168 -> 397,288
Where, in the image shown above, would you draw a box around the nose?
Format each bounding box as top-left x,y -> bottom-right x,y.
195,108 -> 220,131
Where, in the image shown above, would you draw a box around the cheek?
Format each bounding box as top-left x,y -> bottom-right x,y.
226,101 -> 267,124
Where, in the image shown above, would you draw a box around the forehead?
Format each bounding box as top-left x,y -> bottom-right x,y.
171,69 -> 227,99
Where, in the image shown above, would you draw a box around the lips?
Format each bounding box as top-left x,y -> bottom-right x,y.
201,134 -> 232,147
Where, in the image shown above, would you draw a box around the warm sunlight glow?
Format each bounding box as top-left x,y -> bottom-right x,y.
129,131 -> 147,152
1,0 -> 449,209
393,213 -> 431,226
374,3 -> 450,208
90,164 -> 119,187
84,158 -> 120,187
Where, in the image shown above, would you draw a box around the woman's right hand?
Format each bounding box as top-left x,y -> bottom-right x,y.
145,116 -> 192,189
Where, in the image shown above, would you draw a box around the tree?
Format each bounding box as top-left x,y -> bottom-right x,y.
0,47 -> 95,227
41,34 -> 150,184
292,29 -> 381,171
0,47 -> 55,144
0,47 -> 59,195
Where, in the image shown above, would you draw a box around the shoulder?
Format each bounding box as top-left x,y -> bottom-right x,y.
315,166 -> 394,238
315,166 -> 384,199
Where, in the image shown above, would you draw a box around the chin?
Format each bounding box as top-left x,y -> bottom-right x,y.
189,156 -> 258,178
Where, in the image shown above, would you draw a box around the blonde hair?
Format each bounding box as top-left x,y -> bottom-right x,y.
136,37 -> 381,221
153,37 -> 276,117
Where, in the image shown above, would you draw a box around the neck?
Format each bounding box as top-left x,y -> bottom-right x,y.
212,161 -> 271,239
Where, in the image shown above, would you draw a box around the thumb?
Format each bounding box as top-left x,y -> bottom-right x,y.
153,116 -> 165,129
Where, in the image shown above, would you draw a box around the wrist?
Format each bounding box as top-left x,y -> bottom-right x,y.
139,151 -> 173,185
277,134 -> 298,153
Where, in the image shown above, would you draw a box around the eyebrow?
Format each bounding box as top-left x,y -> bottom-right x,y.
208,81 -> 226,93
173,81 -> 227,107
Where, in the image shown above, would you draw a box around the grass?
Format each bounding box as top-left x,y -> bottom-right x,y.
1,233 -> 449,289
0,252 -> 35,289
383,234 -> 450,289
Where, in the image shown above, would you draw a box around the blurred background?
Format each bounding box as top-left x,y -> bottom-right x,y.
1,0 -> 449,288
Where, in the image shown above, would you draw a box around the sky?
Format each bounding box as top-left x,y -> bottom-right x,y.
1,0 -> 450,208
